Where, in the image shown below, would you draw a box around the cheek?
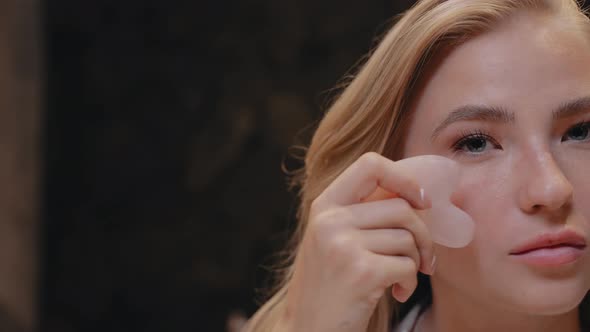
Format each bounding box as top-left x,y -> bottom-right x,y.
451,162 -> 515,251
431,163 -> 514,289
454,162 -> 512,214
434,165 -> 515,280
571,173 -> 590,224
559,153 -> 590,224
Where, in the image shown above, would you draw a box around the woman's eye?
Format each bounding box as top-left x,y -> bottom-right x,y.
460,137 -> 488,153
452,133 -> 500,154
562,122 -> 590,142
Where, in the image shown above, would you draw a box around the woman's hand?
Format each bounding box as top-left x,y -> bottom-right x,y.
281,152 -> 436,332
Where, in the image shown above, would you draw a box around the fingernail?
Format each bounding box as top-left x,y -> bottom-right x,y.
430,255 -> 437,274
419,187 -> 431,208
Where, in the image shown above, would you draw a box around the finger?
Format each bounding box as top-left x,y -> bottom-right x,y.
369,254 -> 418,302
392,276 -> 418,303
317,152 -> 430,209
359,228 -> 420,268
388,257 -> 419,303
344,198 -> 435,274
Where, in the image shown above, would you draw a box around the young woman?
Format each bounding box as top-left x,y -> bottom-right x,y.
246,0 -> 590,331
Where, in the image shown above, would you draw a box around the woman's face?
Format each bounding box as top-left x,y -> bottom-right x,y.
403,11 -> 590,314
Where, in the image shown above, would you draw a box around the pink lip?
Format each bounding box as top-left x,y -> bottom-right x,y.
510,230 -> 586,267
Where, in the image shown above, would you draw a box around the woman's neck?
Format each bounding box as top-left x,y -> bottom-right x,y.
415,287 -> 581,332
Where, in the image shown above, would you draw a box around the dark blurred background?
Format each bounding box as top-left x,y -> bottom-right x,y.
39,1 -> 418,331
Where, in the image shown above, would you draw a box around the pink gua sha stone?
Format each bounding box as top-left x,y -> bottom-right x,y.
396,155 -> 475,248
364,155 -> 475,248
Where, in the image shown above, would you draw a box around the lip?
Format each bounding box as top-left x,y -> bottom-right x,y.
509,229 -> 586,267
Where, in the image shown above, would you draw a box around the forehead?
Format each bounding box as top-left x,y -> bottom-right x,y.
410,10 -> 590,123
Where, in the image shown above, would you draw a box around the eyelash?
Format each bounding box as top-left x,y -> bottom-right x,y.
450,121 -> 590,154
561,121 -> 590,142
451,129 -> 500,154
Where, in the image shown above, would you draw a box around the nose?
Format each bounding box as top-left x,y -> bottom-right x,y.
518,151 -> 573,214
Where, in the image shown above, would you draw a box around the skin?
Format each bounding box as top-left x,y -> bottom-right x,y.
278,8 -> 590,332
403,10 -> 590,332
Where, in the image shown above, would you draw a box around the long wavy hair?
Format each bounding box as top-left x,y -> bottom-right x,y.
246,0 -> 590,331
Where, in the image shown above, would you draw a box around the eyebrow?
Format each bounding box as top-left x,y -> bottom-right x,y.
553,96 -> 590,120
430,105 -> 514,141
430,96 -> 590,142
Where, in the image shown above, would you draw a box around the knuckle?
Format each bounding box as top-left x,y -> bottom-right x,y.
398,175 -> 419,192
399,256 -> 419,275
397,229 -> 415,247
395,197 -> 412,210
359,152 -> 382,171
383,257 -> 419,290
350,258 -> 378,284
311,209 -> 343,239
322,231 -> 356,260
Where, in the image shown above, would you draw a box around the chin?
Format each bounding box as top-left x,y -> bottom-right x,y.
503,281 -> 589,315
517,295 -> 584,315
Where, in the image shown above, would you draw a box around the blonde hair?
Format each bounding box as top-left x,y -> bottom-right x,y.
246,0 -> 590,331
